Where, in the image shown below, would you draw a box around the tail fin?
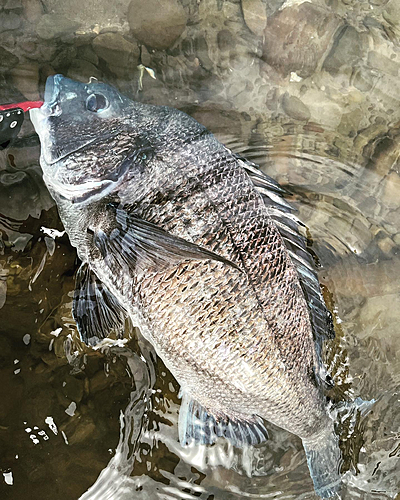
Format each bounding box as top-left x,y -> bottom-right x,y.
302,424 -> 342,499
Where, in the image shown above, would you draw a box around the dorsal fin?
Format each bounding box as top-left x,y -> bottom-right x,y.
238,156 -> 335,353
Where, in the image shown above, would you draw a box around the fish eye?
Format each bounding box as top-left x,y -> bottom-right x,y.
86,93 -> 109,113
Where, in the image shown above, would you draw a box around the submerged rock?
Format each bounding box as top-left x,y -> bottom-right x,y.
323,26 -> 367,76
127,0 -> 187,50
262,3 -> 341,78
35,14 -> 80,40
281,93 -> 311,122
0,46 -> 19,69
367,50 -> 398,77
66,58 -> 102,82
0,11 -> 21,32
92,32 -> 139,76
382,171 -> 400,210
10,63 -> 40,101
22,0 -> 43,23
241,0 -> 267,37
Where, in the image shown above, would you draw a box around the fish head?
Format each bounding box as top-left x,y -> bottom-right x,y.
30,74 -> 141,202
31,74 -> 213,203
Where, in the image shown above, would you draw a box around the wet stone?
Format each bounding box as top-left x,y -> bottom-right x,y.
0,46 -> 19,68
0,169 -> 45,221
0,11 -> 21,32
194,36 -> 213,72
217,29 -> 234,52
10,63 -> 40,101
323,25 -> 367,75
262,3 -> 341,78
92,33 -> 139,74
353,67 -> 376,92
384,0 -> 400,28
77,44 -> 99,66
281,93 -> 311,122
51,46 -> 78,71
377,235 -> 396,254
40,0 -> 132,27
367,50 -> 398,77
61,376 -> 85,404
35,14 -> 80,40
382,171 -> 400,210
5,0 -> 22,8
338,108 -> 363,137
241,0 -> 267,37
22,0 -> 43,23
127,0 -> 188,50
300,88 -> 343,129
20,40 -> 37,54
60,413 -> 97,445
67,59 -> 102,82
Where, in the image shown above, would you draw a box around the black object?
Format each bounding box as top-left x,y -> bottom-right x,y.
0,107 -> 24,150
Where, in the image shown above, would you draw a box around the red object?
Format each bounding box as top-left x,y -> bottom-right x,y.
0,100 -> 43,112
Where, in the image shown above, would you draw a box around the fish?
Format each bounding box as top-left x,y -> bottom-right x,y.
30,74 -> 342,498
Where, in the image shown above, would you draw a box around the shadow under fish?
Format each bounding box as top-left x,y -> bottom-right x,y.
30,74 -> 369,498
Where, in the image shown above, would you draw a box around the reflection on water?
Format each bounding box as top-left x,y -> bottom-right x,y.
1,0 -> 400,498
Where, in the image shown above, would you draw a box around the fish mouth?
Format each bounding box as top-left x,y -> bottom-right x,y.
29,75 -> 63,153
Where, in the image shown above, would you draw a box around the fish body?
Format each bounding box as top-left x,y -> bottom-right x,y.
30,75 -> 341,497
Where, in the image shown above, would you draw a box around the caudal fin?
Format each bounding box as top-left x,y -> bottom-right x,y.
302,425 -> 342,499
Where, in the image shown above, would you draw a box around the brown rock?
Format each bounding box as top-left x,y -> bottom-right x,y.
217,29 -> 234,52
0,46 -> 19,69
382,171 -> 400,209
92,32 -> 139,74
67,59 -> 102,82
241,0 -> 267,37
0,12 -> 21,32
262,3 -> 341,78
368,50 -> 398,77
127,0 -> 187,50
5,0 -> 23,8
323,26 -> 367,75
10,63 -> 40,101
22,0 -> 43,23
281,93 -> 311,121
35,14 -> 80,40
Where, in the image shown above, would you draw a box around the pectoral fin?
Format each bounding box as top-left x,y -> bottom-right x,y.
91,203 -> 240,274
73,263 -> 127,346
179,392 -> 268,447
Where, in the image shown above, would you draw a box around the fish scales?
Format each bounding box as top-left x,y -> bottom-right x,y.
30,75 -> 345,498
129,144 -> 315,371
103,133 -> 324,438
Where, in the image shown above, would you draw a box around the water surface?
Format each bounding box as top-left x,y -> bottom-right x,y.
0,0 -> 399,498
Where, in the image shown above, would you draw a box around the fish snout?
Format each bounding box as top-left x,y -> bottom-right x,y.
41,74 -> 64,117
42,74 -> 83,117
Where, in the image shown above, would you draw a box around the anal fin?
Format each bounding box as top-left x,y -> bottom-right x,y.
73,263 -> 128,346
178,392 -> 268,447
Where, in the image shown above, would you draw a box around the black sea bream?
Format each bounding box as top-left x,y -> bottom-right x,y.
30,75 -> 342,498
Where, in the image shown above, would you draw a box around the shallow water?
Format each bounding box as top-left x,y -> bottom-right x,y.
1,0 -> 400,498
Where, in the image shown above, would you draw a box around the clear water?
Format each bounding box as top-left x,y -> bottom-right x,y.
1,0 -> 399,498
